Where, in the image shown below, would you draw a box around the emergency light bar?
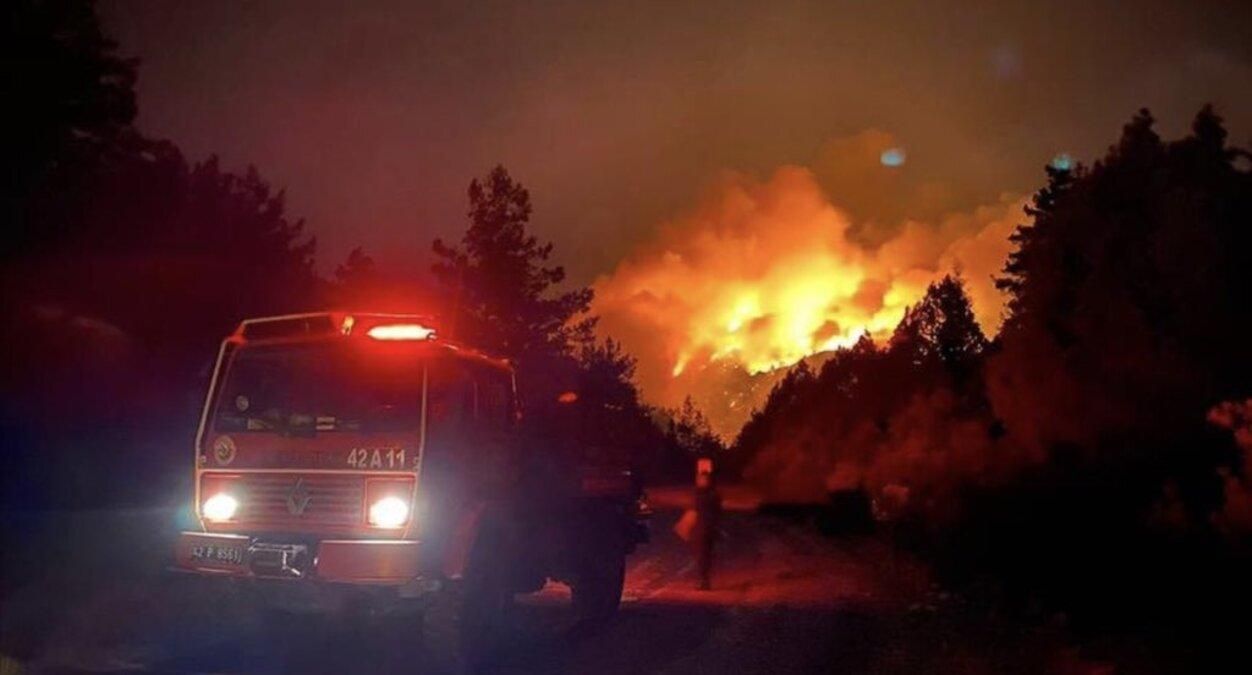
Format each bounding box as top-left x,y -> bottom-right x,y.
366,323 -> 436,341
234,312 -> 439,342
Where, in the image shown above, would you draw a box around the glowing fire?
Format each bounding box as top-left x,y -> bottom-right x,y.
666,252 -> 893,376
594,164 -> 1024,411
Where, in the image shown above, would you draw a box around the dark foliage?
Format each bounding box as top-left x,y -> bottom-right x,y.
734,107 -> 1252,644
3,2 -> 316,508
736,274 -> 995,505
431,166 -> 708,481
432,165 -> 595,359
4,0 -> 138,260
3,4 -> 685,506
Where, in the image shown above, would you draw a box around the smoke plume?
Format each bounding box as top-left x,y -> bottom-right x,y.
593,132 -> 1026,431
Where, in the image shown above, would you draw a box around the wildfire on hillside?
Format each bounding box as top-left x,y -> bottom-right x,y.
593,156 -> 1026,432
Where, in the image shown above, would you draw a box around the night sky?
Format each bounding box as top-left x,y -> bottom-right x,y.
100,0 -> 1252,283
99,0 -> 1252,417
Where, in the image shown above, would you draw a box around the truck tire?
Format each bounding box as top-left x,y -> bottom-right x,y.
421,531 -> 514,670
460,557 -> 513,656
570,543 -> 625,629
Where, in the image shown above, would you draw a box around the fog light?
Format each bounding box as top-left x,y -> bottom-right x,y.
202,493 -> 238,522
369,496 -> 409,528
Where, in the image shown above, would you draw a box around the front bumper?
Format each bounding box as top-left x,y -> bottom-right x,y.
174,531 -> 423,586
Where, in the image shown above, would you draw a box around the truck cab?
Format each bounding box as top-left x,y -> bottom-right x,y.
174,312 -> 648,657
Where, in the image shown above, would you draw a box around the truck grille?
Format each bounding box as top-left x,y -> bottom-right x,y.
234,473 -> 364,528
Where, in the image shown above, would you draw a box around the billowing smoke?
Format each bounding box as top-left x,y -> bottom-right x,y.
592,134 -> 1025,432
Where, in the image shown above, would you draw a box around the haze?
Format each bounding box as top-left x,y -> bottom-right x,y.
101,0 -> 1251,282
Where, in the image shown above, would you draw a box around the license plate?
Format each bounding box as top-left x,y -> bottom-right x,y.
190,543 -> 245,565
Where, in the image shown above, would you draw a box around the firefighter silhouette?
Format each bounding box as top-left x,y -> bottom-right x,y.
691,457 -> 721,590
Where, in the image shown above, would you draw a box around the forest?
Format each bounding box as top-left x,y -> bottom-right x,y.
731,107 -> 1252,634
2,0 -> 715,512
5,0 -> 1252,652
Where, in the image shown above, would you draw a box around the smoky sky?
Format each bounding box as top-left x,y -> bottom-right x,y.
100,0 -> 1252,284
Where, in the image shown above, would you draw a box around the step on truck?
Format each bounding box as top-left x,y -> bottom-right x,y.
173,312 -> 649,661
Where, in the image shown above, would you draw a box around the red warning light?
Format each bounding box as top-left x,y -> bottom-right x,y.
366,324 -> 435,341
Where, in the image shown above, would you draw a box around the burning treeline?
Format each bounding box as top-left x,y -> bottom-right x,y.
594,152 -> 1024,435
595,110 -> 1252,553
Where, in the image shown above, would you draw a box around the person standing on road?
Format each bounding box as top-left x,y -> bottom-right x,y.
692,458 -> 722,591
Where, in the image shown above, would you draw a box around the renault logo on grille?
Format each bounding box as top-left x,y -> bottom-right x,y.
286,478 -> 312,516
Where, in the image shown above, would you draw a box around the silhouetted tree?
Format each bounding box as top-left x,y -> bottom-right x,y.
740,106 -> 1252,536
997,164 -> 1077,345
991,106 -> 1252,455
890,274 -> 987,381
4,149 -> 320,432
669,396 -> 722,460
735,274 -> 1000,503
569,338 -> 665,466
430,166 -> 674,476
2,1 -> 321,507
732,359 -> 817,469
960,106 -> 1252,627
432,165 -> 594,360
4,0 -> 139,259
335,247 -> 377,286
327,246 -> 380,307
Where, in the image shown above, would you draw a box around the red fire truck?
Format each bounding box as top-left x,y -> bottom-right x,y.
174,312 -> 648,657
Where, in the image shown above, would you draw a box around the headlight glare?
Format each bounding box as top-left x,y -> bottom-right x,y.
369,496 -> 409,528
202,492 -> 238,522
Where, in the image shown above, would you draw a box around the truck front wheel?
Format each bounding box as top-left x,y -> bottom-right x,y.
570,543 -> 625,628
422,537 -> 514,669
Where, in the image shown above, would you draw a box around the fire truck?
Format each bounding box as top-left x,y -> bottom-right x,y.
173,312 -> 649,657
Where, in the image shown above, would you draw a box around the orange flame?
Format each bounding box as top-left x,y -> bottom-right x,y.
594,165 -> 1024,415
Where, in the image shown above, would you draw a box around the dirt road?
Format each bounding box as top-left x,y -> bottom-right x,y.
1,492 -> 1098,674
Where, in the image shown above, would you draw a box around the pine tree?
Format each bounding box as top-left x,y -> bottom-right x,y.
891,274 -> 987,375
432,166 -> 593,360
996,163 -> 1076,335
5,0 -> 141,259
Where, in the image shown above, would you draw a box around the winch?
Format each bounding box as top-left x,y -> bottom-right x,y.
248,542 -> 309,578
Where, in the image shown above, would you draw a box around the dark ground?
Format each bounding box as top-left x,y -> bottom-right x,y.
1,488 -> 1155,675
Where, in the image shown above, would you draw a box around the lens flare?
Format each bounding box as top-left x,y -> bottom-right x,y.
880,148 -> 906,167
1050,153 -> 1074,171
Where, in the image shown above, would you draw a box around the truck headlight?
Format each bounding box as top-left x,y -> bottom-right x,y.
202,493 -> 239,522
369,496 -> 409,528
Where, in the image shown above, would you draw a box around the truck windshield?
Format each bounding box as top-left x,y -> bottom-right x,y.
213,341 -> 425,433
